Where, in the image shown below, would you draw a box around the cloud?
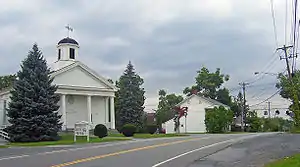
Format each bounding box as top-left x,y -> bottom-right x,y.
0,0 -> 292,111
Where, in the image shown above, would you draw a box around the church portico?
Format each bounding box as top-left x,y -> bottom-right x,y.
59,93 -> 115,130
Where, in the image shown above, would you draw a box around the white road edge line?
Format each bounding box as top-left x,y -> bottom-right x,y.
0,135 -> 208,161
152,133 -> 275,167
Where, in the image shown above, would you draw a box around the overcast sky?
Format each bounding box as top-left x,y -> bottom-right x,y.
0,0 -> 295,111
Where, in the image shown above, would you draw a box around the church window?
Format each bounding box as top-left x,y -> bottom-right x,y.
70,48 -> 75,59
58,49 -> 61,60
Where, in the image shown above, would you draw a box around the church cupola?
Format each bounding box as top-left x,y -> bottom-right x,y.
52,25 -> 80,70
57,37 -> 79,61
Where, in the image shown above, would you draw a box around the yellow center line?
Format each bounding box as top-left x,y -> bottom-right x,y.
50,138 -> 199,167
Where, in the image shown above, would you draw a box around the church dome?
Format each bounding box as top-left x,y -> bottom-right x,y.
58,37 -> 79,45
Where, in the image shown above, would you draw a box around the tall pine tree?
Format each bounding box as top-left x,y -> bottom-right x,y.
6,44 -> 62,142
115,61 -> 145,130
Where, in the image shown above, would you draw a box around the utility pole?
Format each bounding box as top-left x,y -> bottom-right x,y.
277,45 -> 293,78
267,101 -> 271,118
277,45 -> 300,127
239,82 -> 249,131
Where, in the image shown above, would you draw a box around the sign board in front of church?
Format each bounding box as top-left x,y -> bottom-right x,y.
74,121 -> 90,142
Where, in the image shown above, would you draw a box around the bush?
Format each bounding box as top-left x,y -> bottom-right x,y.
136,126 -> 147,133
262,118 -> 293,132
147,124 -> 158,134
246,111 -> 263,132
205,106 -> 234,133
121,124 -> 137,137
93,124 -> 108,138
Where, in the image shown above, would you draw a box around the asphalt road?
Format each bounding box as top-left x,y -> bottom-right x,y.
0,133 -> 298,167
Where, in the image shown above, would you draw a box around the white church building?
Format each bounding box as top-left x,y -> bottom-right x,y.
0,36 -> 117,131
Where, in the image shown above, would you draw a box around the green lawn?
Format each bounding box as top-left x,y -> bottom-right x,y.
2,133 -> 188,147
8,135 -> 130,147
0,145 -> 9,148
265,154 -> 300,167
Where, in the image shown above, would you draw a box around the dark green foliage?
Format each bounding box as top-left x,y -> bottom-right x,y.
216,88 -> 232,106
246,111 -> 263,132
262,118 -> 293,132
115,61 -> 145,130
147,124 -> 158,134
0,74 -> 17,90
276,70 -> 300,127
5,44 -> 62,142
121,124 -> 137,137
205,106 -> 234,133
155,89 -> 183,130
183,67 -> 230,99
93,124 -> 108,138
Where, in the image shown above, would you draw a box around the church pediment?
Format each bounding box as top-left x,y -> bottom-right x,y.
51,62 -> 117,91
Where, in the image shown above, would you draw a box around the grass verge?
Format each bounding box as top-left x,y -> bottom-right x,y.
265,154 -> 300,167
0,145 -> 9,148
9,135 -> 130,147
5,133 -> 188,147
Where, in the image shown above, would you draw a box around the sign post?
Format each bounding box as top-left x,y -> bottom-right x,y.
74,121 -> 90,142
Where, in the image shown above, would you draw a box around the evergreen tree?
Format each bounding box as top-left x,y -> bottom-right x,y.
115,61 -> 145,130
6,44 -> 62,142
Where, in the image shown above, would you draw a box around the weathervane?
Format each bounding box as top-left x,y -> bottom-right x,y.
65,24 -> 73,37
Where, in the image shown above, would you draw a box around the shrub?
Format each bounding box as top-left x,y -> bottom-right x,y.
121,124 -> 137,137
94,124 -> 108,138
246,111 -> 263,132
205,106 -> 234,133
262,118 -> 293,132
136,126 -> 147,133
147,124 -> 158,134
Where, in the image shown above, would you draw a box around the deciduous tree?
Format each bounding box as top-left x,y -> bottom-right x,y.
155,90 -> 183,129
183,67 -> 230,100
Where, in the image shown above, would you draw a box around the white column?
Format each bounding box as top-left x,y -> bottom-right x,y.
87,95 -> 92,126
110,97 -> 115,129
105,97 -> 109,125
61,94 -> 67,130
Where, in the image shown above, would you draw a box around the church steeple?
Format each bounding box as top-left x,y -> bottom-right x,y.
57,37 -> 79,61
54,25 -> 80,69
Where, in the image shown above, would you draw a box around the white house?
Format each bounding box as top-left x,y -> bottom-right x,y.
0,36 -> 117,131
162,94 -> 230,134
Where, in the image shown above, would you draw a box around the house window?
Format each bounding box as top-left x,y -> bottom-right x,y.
69,48 -> 75,59
264,111 -> 268,115
58,49 -> 61,60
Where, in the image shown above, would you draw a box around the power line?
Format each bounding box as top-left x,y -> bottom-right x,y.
291,0 -> 298,72
285,0 -> 289,45
270,0 -> 279,48
244,51 -> 281,84
249,89 -> 281,107
294,20 -> 300,70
